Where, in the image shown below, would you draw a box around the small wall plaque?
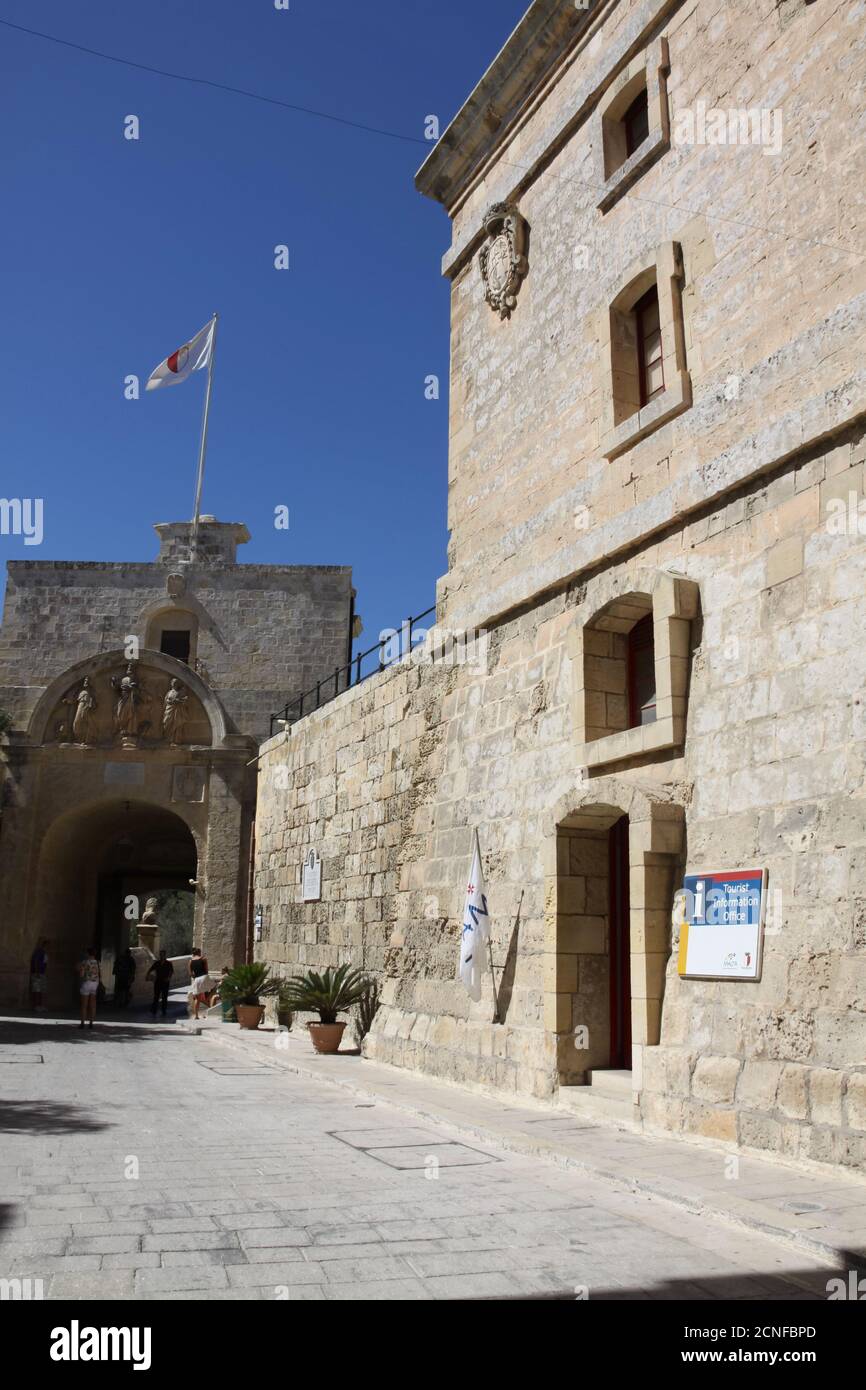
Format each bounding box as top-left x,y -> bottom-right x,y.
302,849 -> 322,902
172,766 -> 206,803
104,762 -> 145,785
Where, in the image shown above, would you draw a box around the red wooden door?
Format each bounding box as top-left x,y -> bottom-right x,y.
608,815 -> 632,1068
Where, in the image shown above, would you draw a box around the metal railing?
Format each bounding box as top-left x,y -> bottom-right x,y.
269,605 -> 436,737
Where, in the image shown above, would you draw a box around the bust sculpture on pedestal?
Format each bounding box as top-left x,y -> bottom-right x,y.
136,896 -> 161,957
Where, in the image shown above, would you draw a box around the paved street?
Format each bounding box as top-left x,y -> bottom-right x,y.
0,1015 -> 846,1302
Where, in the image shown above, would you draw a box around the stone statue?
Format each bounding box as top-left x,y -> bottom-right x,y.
111,662 -> 150,745
137,896 -> 161,956
162,678 -> 189,745
72,678 -> 97,745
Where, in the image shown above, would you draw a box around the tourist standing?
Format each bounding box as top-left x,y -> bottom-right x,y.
188,948 -> 211,1021
29,938 -> 48,1012
146,950 -> 173,1017
78,947 -> 101,1030
113,948 -> 136,1008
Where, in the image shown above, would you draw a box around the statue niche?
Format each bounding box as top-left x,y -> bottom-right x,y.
59,677 -> 98,746
48,659 -> 212,749
111,662 -> 153,748
162,678 -> 189,747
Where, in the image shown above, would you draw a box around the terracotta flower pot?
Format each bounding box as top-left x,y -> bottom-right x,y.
236,1004 -> 265,1031
307,1021 -> 346,1054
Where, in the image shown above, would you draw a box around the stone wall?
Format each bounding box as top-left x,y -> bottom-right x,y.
252,0 -> 866,1171
0,521 -> 352,743
256,419 -> 866,1169
424,0 -> 866,635
0,518 -> 353,1002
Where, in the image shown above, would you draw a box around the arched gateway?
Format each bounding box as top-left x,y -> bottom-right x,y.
30,799 -> 198,1009
0,647 -> 252,1007
0,515 -> 355,1009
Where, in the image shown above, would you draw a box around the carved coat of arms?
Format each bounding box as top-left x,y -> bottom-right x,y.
479,203 -> 528,319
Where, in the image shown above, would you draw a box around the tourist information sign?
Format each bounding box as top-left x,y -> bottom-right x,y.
676,868 -> 767,980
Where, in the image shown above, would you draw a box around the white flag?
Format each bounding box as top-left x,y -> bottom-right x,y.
146,318 -> 215,390
459,832 -> 491,1001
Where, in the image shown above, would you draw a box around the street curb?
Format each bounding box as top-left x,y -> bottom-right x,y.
200,1027 -> 864,1277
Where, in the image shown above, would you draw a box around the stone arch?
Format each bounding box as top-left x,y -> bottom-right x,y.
568,568 -> 699,767
542,778 -> 685,1091
30,797 -> 202,1008
26,649 -> 229,747
142,602 -> 200,665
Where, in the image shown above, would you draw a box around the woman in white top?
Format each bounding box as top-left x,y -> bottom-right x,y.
78,947 -> 101,1030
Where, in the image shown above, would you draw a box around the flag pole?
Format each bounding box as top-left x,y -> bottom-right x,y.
473,827 -> 501,1023
190,312 -> 218,559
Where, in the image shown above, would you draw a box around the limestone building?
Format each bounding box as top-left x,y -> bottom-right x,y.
0,518 -> 352,1007
256,0 -> 866,1170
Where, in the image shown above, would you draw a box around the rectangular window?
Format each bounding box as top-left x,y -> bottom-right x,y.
635,286 -> 665,406
160,630 -> 191,663
624,87 -> 649,158
627,614 -> 657,726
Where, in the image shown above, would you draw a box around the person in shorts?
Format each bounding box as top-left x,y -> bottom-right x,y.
78,947 -> 101,1030
29,938 -> 48,1013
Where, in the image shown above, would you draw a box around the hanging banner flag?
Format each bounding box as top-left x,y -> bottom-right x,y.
146,318 -> 215,390
677,868 -> 767,980
458,831 -> 491,1002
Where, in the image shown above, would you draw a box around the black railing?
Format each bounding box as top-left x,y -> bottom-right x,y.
269,605 -> 436,737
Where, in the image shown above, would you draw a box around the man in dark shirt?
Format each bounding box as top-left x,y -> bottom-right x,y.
146,950 -> 173,1017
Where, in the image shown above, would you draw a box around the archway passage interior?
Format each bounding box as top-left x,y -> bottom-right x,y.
33,800 -> 197,1007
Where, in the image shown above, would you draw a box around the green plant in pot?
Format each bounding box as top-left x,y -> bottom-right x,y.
219,962 -> 282,1031
276,983 -> 294,1031
354,978 -> 381,1047
280,964 -> 370,1054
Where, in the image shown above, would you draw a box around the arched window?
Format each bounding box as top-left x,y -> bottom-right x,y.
595,38 -> 671,213
569,571 -> 699,769
144,609 -> 198,665
599,241 -> 691,460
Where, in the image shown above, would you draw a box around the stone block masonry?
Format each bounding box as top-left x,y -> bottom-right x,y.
0,518 -> 353,1002
257,421 -> 866,1171
254,0 -> 866,1172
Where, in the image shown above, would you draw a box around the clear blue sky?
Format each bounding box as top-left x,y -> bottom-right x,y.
0,0 -> 528,666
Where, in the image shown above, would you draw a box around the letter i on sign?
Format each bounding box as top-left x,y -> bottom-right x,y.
694,879 -> 705,923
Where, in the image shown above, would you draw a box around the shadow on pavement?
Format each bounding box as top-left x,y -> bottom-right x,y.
0,1019 -> 191,1047
0,1098 -> 111,1135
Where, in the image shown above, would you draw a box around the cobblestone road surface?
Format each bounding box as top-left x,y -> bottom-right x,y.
0,1018 -> 839,1301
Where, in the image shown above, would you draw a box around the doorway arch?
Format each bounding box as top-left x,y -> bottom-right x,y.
544,781 -> 684,1092
32,799 -> 198,1007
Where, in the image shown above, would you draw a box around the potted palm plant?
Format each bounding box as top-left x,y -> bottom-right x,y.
280,964 -> 370,1054
218,962 -> 282,1030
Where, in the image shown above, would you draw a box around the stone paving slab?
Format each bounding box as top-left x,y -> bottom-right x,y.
0,1015 -> 855,1301
199,1018 -> 866,1268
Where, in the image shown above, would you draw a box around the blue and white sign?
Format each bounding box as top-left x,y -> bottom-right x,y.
677,868 -> 767,980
